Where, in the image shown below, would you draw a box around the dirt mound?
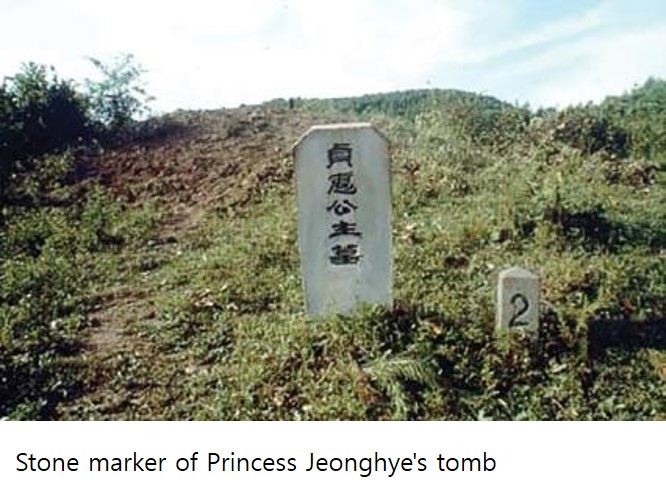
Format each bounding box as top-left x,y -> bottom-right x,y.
85,106 -> 347,234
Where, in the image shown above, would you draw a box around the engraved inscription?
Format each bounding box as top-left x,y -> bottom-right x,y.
508,293 -> 529,328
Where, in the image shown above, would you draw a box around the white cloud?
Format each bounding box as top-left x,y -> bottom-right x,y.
455,3 -> 608,65
120,0 -> 474,109
509,25 -> 666,107
282,0 -> 468,74
1,0 -> 664,110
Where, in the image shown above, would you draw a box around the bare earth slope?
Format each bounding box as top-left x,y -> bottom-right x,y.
60,105 -> 351,419
91,106 -> 343,233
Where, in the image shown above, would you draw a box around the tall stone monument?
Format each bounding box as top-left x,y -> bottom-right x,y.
496,266 -> 540,337
293,123 -> 392,316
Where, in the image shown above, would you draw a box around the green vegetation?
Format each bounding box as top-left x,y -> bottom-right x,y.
0,58 -> 155,418
1,61 -> 664,420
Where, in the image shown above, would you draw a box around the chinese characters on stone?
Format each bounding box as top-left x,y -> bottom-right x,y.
326,143 -> 362,265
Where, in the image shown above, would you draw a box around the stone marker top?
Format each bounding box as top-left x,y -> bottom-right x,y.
499,266 -> 538,280
291,122 -> 389,151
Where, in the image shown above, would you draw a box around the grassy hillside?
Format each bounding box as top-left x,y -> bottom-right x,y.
1,72 -> 664,420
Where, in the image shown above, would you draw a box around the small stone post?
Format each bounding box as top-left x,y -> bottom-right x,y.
497,266 -> 540,337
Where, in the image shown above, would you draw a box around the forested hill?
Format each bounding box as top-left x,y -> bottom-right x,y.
271,88 -> 516,117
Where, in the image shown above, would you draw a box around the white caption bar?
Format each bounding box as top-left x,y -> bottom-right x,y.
1,422 -> 662,491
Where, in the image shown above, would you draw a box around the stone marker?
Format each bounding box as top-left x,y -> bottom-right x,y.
496,266 -> 540,336
293,123 -> 392,316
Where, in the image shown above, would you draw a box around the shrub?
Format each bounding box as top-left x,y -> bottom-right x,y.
608,78 -> 666,159
0,64 -> 91,201
85,53 -> 154,132
552,105 -> 630,157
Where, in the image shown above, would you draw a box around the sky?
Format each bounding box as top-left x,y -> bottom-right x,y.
1,0 -> 665,112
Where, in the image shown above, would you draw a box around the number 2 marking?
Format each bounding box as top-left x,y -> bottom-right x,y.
509,293 -> 529,327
